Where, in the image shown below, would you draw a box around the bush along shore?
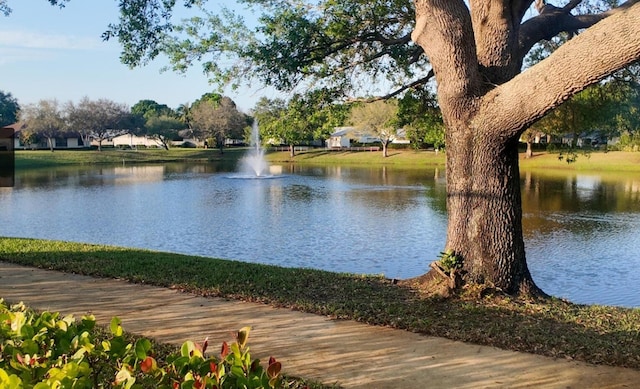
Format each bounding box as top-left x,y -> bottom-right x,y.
1,238 -> 640,370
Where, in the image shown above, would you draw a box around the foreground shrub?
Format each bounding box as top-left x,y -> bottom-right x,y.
0,299 -> 282,388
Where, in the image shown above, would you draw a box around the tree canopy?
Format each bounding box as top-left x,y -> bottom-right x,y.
20,99 -> 66,152
0,90 -> 20,128
66,97 -> 131,151
131,99 -> 173,120
190,96 -> 246,152
349,100 -> 399,157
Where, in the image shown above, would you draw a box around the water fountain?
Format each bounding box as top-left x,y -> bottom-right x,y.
237,120 -> 274,178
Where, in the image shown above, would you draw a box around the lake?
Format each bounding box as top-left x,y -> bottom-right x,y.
1,162 -> 639,308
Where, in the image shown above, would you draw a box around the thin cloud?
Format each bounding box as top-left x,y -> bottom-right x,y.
0,47 -> 55,65
0,29 -> 103,50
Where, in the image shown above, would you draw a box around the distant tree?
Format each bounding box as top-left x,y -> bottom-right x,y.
601,78 -> 640,137
144,114 -> 184,150
253,91 -> 350,157
190,96 -> 245,153
192,93 -> 222,109
176,102 -> 192,130
397,87 -> 444,151
131,99 -> 173,120
0,90 -> 20,127
349,100 -> 399,157
66,97 -> 130,151
20,99 -> 65,152
303,90 -> 351,147
520,127 -> 545,159
17,127 -> 37,149
261,96 -> 311,157
251,97 -> 287,144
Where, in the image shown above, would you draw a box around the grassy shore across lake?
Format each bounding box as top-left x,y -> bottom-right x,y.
1,237 -> 639,370
14,148 -> 238,169
14,147 -> 640,174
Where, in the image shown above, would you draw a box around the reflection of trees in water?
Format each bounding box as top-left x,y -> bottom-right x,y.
14,163 -> 221,189
281,164 -> 448,213
521,171 -> 640,237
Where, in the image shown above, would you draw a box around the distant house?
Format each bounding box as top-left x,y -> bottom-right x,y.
111,134 -> 163,148
391,128 -> 410,145
326,127 -> 352,148
327,126 -> 409,148
1,122 -> 85,150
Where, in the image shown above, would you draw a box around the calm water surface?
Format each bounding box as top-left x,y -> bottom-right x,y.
1,163 -> 639,308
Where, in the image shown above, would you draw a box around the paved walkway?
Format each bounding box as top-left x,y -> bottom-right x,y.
1,262 -> 639,388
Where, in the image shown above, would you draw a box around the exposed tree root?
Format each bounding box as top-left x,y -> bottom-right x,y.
400,262 -> 549,301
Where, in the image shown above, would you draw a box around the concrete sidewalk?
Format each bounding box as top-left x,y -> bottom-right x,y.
1,261 -> 639,388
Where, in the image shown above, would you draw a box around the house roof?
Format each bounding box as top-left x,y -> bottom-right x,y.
0,122 -> 26,135
330,129 -> 350,137
0,122 -> 26,138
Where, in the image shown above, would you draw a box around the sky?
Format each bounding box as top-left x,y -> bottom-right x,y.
0,0 -> 279,113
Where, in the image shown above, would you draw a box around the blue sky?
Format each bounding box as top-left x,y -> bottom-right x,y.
0,0 -> 277,113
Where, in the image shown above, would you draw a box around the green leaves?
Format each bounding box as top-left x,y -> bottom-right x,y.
98,0 -> 427,99
110,316 -> 123,337
0,299 -> 283,388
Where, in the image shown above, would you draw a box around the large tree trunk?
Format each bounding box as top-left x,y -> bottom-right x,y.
445,123 -> 539,294
411,0 -> 640,296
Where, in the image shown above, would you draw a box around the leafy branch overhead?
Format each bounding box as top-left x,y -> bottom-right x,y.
87,0 -> 637,101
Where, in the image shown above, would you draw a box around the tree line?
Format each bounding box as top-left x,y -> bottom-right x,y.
0,92 -> 251,152
1,87 -> 446,156
3,74 -> 638,157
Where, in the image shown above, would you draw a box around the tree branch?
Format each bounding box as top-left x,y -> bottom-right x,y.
479,2 -> 640,140
345,70 -> 435,103
412,0 -> 484,105
562,0 -> 583,12
512,0 -> 535,21
519,0 -> 640,58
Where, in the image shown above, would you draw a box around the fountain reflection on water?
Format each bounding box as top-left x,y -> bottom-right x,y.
234,120 -> 279,179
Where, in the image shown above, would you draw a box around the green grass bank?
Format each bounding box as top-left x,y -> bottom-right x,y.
13,148 -> 244,169
14,148 -> 640,174
1,238 -> 639,370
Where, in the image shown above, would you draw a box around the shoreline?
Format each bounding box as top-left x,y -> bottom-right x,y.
13,148 -> 640,174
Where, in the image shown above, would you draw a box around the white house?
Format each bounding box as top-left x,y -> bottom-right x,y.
327,126 -> 409,148
391,128 -> 410,144
326,127 -> 352,148
111,134 -> 163,148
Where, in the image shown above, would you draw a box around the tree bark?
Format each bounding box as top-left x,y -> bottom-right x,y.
445,131 -> 540,294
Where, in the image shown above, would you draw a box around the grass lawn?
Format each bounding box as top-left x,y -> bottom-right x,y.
1,238 -> 639,371
14,147 -> 640,174
14,148 -> 245,169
